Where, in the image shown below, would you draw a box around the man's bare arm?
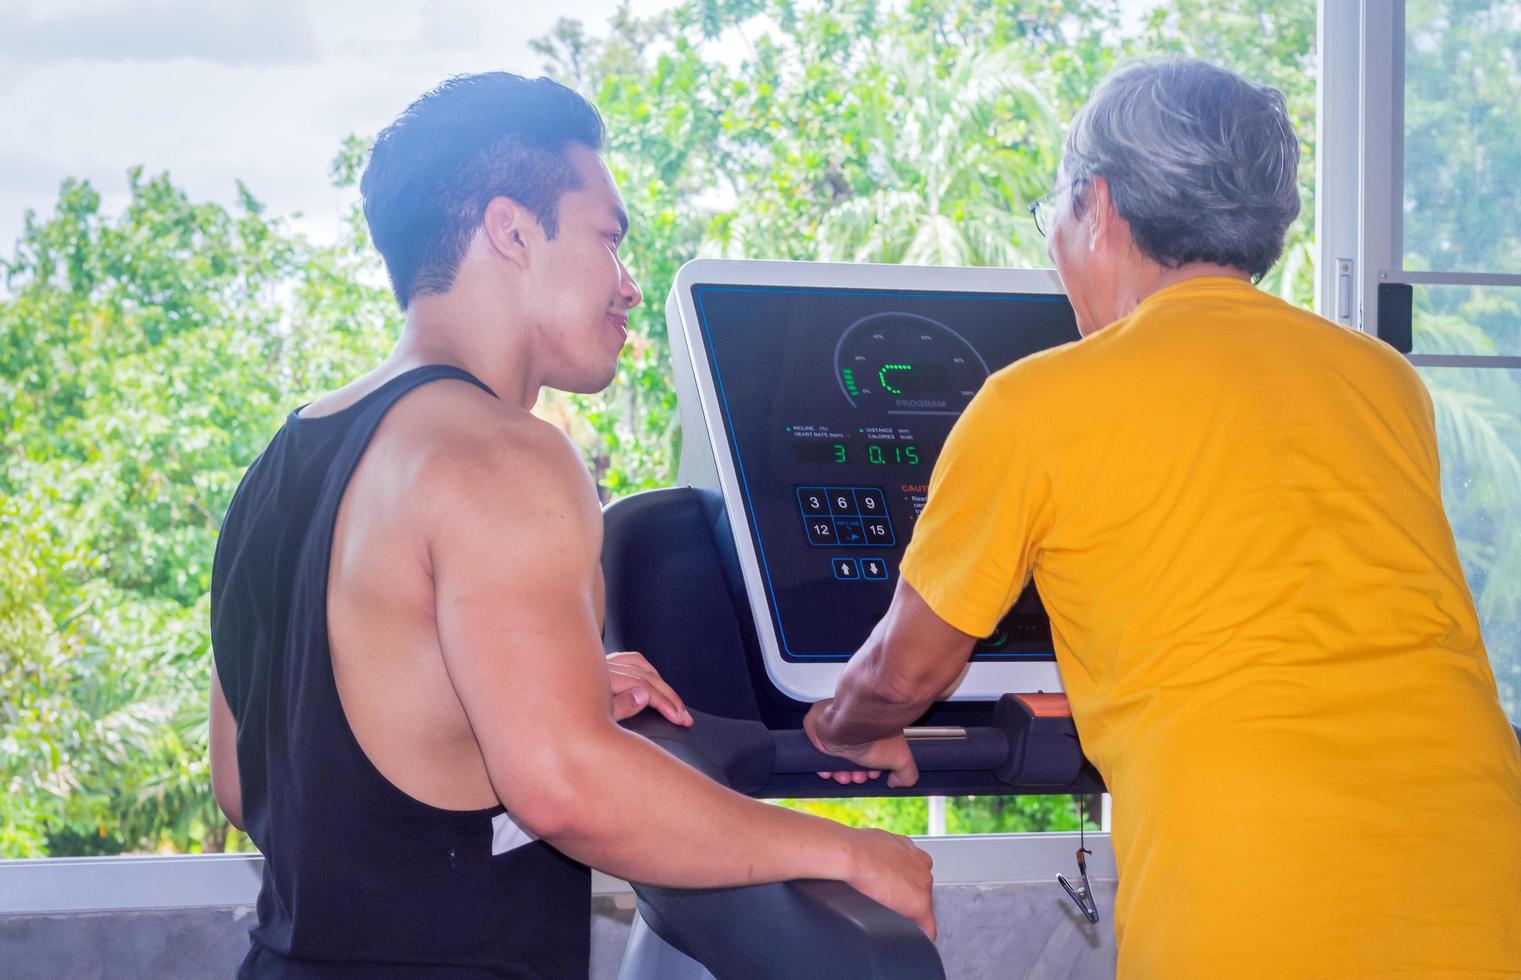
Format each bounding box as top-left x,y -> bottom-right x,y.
803,577 -> 977,787
209,661 -> 245,831
426,419 -> 933,932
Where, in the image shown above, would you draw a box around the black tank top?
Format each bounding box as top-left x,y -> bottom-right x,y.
210,365 -> 590,979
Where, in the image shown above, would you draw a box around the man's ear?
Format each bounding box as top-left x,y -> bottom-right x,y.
1084,176 -> 1111,253
1084,177 -> 1129,255
481,196 -> 534,271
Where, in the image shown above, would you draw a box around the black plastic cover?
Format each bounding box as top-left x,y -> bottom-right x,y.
634,879 -> 945,980
1377,282 -> 1414,353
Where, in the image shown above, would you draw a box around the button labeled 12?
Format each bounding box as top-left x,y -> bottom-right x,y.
806,519 -> 836,545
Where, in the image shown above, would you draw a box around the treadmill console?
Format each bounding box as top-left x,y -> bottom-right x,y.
667,261 -> 1079,702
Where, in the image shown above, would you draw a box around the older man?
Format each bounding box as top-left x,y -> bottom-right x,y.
806,59 -> 1521,978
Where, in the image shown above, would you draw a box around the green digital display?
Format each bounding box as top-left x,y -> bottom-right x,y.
793,439 -> 920,465
866,443 -> 919,465
878,363 -> 912,394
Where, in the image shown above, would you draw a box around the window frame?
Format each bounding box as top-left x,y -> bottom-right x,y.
7,0 -> 1516,894
0,835 -> 1115,913
1320,0 -> 1521,367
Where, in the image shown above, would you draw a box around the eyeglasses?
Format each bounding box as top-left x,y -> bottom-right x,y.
1027,178 -> 1083,238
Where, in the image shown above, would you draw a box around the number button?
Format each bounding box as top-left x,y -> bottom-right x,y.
860,558 -> 888,580
826,488 -> 857,515
798,487 -> 829,516
805,519 -> 837,545
862,518 -> 894,546
832,558 -> 860,580
854,488 -> 886,516
834,518 -> 866,546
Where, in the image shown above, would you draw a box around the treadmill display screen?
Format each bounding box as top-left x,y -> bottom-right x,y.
692,283 -> 1079,661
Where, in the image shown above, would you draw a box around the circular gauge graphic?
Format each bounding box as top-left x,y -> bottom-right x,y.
833,312 -> 991,415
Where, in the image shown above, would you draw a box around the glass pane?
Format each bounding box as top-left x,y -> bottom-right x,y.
1412,283 -> 1521,356
776,794 -> 1100,835
1414,366 -> 1521,725
1403,0 -> 1521,275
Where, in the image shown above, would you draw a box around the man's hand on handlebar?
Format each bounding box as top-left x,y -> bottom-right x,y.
804,700 -> 920,787
607,651 -> 693,726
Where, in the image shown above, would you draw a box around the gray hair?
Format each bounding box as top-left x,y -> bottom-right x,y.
1061,59 -> 1301,281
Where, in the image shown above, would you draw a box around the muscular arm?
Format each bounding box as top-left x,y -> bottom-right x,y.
803,577 -> 977,786
430,422 -> 887,891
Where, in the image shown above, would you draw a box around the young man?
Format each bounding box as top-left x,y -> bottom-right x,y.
209,73 -> 932,978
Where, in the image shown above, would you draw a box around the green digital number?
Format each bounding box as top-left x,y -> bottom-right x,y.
878,363 -> 913,395
833,443 -> 848,463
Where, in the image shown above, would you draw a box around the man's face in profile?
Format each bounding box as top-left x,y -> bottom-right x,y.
523,144 -> 643,395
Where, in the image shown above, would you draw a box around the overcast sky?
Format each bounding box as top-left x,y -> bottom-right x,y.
0,0 -> 685,253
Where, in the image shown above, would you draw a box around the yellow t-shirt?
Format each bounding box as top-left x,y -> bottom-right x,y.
899,277 -> 1521,979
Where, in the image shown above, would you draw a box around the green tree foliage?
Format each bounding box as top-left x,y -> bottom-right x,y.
533,0 -> 1319,831
1,171 -> 398,855
1402,0 -> 1521,717
533,0 -> 1139,495
1403,0 -> 1521,280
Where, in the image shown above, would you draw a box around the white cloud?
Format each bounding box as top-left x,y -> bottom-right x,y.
0,0 -> 684,256
0,0 -> 320,66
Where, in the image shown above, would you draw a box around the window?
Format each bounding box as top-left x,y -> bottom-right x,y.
5,1 -> 1514,867
1321,0 -> 1521,723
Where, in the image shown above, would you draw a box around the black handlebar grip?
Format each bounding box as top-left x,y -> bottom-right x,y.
621,709 -> 777,794
620,709 -> 947,979
771,728 -> 1012,775
632,878 -> 945,980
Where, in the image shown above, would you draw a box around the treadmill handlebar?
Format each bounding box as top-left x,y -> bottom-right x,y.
621,692 -> 1090,794
772,726 -> 1013,775
617,709 -> 950,980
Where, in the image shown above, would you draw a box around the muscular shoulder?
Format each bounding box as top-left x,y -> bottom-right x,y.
378,381 -> 601,547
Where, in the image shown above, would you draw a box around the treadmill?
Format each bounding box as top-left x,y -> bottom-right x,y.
607,259 -> 1104,980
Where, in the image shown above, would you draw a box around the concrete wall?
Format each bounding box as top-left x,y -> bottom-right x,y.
0,882 -> 1118,979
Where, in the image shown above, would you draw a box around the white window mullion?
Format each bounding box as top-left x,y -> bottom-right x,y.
1355,0 -> 1404,335
1316,0 -> 1363,326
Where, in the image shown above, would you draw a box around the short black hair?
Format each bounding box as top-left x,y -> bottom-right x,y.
360,72 -> 606,309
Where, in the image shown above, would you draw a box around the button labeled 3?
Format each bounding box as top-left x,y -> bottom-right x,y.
797,487 -> 829,516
